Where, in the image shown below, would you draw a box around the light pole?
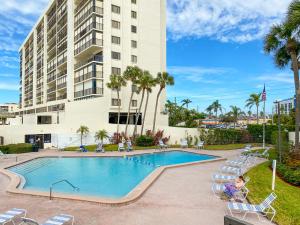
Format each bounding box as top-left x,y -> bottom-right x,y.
274,101 -> 282,163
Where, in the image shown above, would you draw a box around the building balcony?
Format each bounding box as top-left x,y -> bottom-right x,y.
74,87 -> 103,99
74,54 -> 103,70
47,75 -> 56,83
57,82 -> 67,90
47,86 -> 56,94
74,71 -> 103,84
75,22 -> 103,42
75,6 -> 103,28
57,93 -> 67,100
74,38 -> 103,58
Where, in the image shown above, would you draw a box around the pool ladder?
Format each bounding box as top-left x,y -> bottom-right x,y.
49,179 -> 80,200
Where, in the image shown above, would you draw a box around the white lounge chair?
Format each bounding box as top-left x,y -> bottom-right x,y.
0,208 -> 26,225
0,150 -> 8,159
212,177 -> 250,199
118,143 -> 125,152
226,155 -> 253,168
212,174 -> 237,183
158,140 -> 168,150
195,141 -> 204,150
227,192 -> 277,222
180,139 -> 188,148
126,141 -> 133,152
250,147 -> 270,158
95,143 -> 104,153
21,214 -> 74,225
220,165 -> 243,175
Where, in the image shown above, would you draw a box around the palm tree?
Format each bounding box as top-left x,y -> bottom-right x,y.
77,125 -> 89,146
206,105 -> 213,117
247,110 -> 252,124
181,99 -> 192,109
133,71 -> 153,136
229,106 -> 244,128
123,66 -> 143,136
266,2 -> 300,155
245,93 -> 262,124
141,74 -> 156,135
95,129 -> 109,145
152,72 -> 174,132
107,74 -> 127,136
209,100 -> 223,118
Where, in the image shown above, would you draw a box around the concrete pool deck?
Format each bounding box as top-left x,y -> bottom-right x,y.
0,149 -> 273,225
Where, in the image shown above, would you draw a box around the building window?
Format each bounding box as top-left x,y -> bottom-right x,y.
131,0 -> 136,4
131,11 -> 137,19
131,40 -> 137,48
131,55 -> 137,63
131,25 -> 137,33
112,20 -> 120,29
109,112 -> 142,125
112,36 -> 121,45
112,51 -> 121,60
132,100 -> 137,107
37,116 -> 52,124
112,67 -> 121,75
112,5 -> 120,14
112,98 -> 121,106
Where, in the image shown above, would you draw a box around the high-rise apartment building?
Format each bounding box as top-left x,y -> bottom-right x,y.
14,0 -> 168,146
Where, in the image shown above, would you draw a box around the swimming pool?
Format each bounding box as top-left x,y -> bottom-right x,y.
8,151 -> 216,199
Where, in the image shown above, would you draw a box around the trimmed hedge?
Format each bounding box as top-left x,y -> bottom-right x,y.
277,163 -> 300,186
0,143 -> 33,154
135,135 -> 154,147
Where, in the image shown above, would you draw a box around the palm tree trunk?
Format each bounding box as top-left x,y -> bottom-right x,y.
80,134 -> 82,146
256,106 -> 259,124
152,88 -> 163,132
141,91 -> 150,135
125,91 -> 134,137
134,89 -> 145,136
117,91 -> 120,140
290,52 -> 300,157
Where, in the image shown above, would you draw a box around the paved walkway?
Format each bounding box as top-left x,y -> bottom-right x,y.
0,149 -> 273,225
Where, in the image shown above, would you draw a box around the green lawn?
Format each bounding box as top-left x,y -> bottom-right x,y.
246,162 -> 300,225
204,143 -> 247,150
64,144 -> 158,152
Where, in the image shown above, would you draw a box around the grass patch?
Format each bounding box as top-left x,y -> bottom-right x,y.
246,162 -> 300,225
64,144 -> 158,152
204,143 -> 247,150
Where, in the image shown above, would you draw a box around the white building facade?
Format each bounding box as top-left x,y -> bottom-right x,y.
0,0 -> 169,147
274,97 -> 296,115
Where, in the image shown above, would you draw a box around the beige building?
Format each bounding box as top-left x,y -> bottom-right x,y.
1,0 -> 169,147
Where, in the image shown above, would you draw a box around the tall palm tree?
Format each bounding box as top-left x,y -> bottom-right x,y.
206,105 -> 213,117
245,93 -> 262,124
152,72 -> 174,132
95,129 -> 108,145
77,125 -> 89,146
181,99 -> 192,109
123,66 -> 143,136
229,106 -> 244,128
247,110 -> 252,124
266,2 -> 300,155
210,100 -> 223,118
133,71 -> 153,136
141,74 -> 156,135
107,74 -> 126,136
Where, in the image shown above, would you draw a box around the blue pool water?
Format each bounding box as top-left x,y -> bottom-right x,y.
8,151 -> 215,198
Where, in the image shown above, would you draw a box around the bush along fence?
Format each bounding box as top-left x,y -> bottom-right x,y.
0,143 -> 33,154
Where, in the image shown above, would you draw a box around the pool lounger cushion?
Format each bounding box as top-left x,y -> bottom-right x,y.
42,214 -> 74,225
0,208 -> 26,224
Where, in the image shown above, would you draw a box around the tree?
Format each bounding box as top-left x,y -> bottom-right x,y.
208,100 -> 223,118
247,110 -> 252,124
152,72 -> 174,132
107,74 -> 127,136
95,129 -> 109,145
245,93 -> 262,124
206,105 -> 213,117
141,73 -> 156,135
77,125 -> 89,146
229,106 -> 244,128
181,99 -> 192,109
133,71 -> 154,136
123,66 -> 143,136
265,1 -> 300,156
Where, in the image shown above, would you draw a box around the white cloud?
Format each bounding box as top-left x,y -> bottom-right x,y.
168,66 -> 234,83
167,0 -> 292,43
256,72 -> 294,84
0,56 -> 19,68
0,82 -> 19,91
0,0 -> 48,16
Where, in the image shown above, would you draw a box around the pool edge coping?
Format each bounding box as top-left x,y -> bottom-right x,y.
0,149 -> 226,206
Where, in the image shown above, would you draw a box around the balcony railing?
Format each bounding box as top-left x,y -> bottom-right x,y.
74,87 -> 103,98
74,71 -> 103,83
57,82 -> 67,90
47,75 -> 56,83
75,6 -> 103,28
74,38 -> 103,56
74,54 -> 103,70
47,86 -> 57,94
57,93 -> 67,100
75,22 -> 103,42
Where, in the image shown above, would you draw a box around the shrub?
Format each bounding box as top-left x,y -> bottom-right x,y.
135,135 -> 154,146
277,163 -> 300,186
145,130 -> 170,145
0,143 -> 33,154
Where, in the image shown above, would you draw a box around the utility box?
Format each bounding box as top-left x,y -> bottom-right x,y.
224,215 -> 253,225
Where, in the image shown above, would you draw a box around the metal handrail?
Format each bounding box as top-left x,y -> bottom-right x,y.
49,179 -> 79,200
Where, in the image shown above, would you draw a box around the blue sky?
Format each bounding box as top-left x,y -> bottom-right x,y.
0,0 -> 295,114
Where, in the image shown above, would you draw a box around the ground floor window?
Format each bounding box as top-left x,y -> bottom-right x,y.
37,116 -> 52,124
109,112 -> 142,125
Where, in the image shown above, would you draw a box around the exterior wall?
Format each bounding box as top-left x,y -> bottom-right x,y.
274,97 -> 295,115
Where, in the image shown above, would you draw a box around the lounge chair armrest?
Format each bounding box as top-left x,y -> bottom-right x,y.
21,217 -> 40,225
